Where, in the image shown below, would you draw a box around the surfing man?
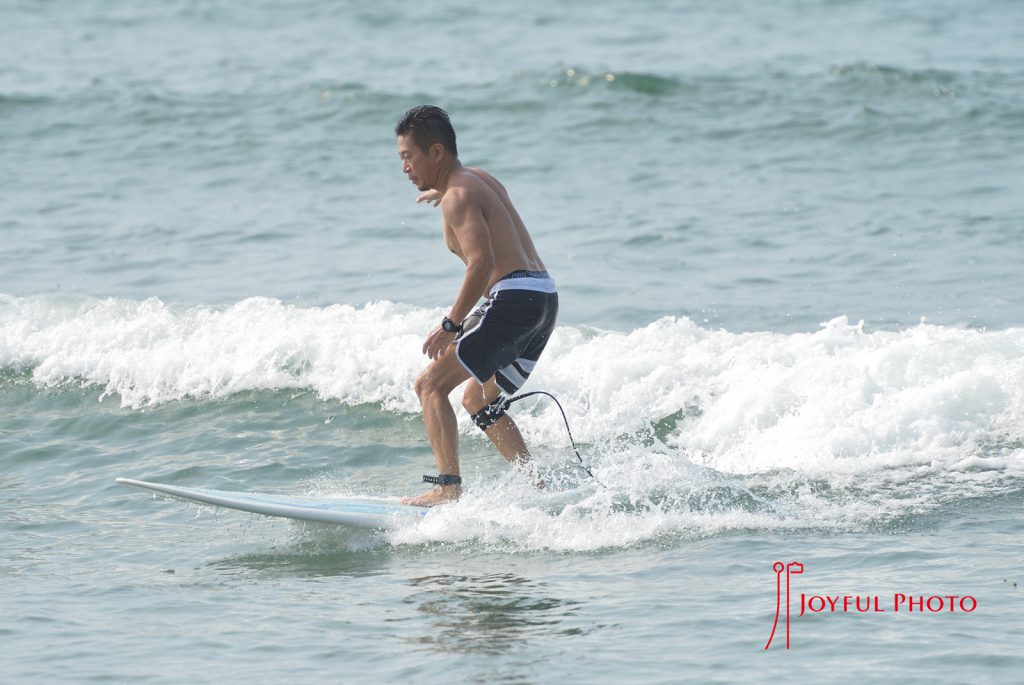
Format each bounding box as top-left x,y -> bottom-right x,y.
396,105 -> 558,507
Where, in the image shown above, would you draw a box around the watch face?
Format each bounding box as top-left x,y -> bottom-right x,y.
442,317 -> 457,332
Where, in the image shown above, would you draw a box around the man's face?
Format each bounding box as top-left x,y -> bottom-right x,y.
397,134 -> 434,191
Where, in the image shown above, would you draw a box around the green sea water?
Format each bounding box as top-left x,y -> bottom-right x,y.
2,1 -> 1023,683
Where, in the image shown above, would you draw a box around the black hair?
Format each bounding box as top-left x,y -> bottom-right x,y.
395,105 -> 458,157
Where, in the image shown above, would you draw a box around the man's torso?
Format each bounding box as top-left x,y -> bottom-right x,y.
442,167 -> 547,293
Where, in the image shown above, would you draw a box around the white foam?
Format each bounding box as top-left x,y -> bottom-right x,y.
4,295 -> 1023,548
0,294 -> 433,411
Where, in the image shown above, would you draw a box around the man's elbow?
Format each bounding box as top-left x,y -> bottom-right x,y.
468,254 -> 495,276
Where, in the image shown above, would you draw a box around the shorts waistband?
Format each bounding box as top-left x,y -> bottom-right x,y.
500,269 -> 550,280
490,269 -> 557,296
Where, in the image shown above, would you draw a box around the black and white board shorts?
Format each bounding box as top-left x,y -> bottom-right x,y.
454,270 -> 558,395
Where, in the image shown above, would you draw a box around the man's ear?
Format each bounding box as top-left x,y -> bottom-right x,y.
430,142 -> 445,161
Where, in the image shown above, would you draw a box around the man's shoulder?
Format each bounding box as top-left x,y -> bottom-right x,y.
456,167 -> 494,187
445,171 -> 491,204
440,179 -> 485,222
461,167 -> 510,202
441,183 -> 474,206
466,167 -> 504,188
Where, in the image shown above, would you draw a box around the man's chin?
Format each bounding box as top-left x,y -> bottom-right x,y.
417,183 -> 431,192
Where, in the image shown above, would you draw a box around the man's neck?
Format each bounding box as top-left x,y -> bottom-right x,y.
433,158 -> 463,195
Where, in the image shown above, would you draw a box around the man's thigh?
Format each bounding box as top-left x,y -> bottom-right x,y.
419,344 -> 473,396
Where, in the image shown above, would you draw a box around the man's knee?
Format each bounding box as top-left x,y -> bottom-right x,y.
416,363 -> 465,404
461,391 -> 483,414
462,383 -> 497,415
414,371 -> 437,402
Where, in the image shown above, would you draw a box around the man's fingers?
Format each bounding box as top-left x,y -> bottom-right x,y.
423,329 -> 440,358
423,328 -> 456,359
416,191 -> 442,206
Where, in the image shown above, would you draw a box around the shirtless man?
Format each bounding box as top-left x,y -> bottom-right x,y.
395,105 -> 558,507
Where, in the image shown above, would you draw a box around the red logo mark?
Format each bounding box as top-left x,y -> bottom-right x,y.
765,561 -> 803,650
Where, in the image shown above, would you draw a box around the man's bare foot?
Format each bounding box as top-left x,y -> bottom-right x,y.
401,485 -> 462,507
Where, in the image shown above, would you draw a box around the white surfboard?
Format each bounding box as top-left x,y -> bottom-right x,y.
116,478 -> 428,529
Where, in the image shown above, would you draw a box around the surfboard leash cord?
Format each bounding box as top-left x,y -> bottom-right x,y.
504,390 -> 604,487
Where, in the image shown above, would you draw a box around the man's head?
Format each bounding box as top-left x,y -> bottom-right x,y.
396,105 -> 458,191
395,105 -> 458,157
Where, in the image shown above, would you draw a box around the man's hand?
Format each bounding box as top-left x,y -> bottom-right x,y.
416,189 -> 442,207
422,325 -> 458,360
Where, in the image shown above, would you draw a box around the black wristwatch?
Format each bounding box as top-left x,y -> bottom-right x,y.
441,316 -> 463,334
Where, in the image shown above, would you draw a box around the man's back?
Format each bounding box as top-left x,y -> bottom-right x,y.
443,167 -> 546,291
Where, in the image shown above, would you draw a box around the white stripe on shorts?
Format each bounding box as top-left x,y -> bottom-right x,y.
498,361 -> 528,389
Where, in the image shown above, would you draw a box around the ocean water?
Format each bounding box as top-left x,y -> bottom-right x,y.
2,1 -> 1023,683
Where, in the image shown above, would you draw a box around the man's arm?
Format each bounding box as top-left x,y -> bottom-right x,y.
443,188 -> 494,322
422,188 -> 494,359
416,189 -> 442,207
